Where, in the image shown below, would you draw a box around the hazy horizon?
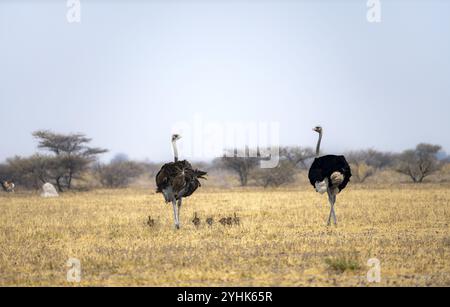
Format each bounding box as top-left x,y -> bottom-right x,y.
1,0 -> 450,163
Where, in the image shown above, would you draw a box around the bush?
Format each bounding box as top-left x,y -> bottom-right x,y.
346,149 -> 395,183
219,149 -> 260,186
0,163 -> 13,182
395,143 -> 442,183
325,253 -> 361,273
5,155 -> 51,190
96,161 -> 144,188
350,162 -> 375,183
251,160 -> 297,188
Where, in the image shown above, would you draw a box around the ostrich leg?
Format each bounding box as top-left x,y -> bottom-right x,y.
331,195 -> 337,226
177,198 -> 182,229
327,189 -> 333,226
172,199 -> 180,229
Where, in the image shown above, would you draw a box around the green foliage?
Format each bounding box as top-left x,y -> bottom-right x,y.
325,253 -> 361,273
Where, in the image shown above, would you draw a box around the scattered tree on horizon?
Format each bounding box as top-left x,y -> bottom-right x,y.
95,160 -> 144,188
250,160 -> 297,188
4,155 -> 50,190
219,148 -> 260,186
111,153 -> 129,164
346,149 -> 395,183
279,146 -> 315,170
395,143 -> 443,183
32,130 -> 107,191
1,139 -> 448,191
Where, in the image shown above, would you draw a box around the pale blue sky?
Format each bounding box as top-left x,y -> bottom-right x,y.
1,0 -> 449,162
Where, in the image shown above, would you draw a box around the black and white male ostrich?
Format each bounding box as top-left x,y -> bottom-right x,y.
155,134 -> 207,229
308,126 -> 351,226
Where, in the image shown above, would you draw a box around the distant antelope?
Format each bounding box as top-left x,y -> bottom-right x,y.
1,180 -> 15,193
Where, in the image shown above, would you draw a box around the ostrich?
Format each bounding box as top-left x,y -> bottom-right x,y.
192,212 -> 200,228
206,217 -> 214,227
232,212 -> 240,226
1,180 -> 15,193
219,217 -> 227,226
146,216 -> 155,228
308,126 -> 351,226
155,134 -> 207,229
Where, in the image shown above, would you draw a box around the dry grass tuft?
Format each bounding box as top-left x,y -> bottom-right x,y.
325,253 -> 361,274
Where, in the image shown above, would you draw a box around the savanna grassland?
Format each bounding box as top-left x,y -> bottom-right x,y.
0,184 -> 449,286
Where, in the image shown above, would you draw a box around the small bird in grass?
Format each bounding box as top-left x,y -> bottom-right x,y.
146,216 -> 155,228
219,217 -> 227,226
226,217 -> 233,226
206,217 -> 213,227
192,212 -> 200,227
233,212 -> 240,226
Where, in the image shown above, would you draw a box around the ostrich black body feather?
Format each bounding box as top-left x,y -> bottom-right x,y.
308,155 -> 352,192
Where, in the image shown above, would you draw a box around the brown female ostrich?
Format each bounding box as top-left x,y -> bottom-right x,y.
155,134 -> 207,229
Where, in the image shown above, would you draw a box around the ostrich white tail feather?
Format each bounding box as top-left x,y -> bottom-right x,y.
315,180 -> 328,194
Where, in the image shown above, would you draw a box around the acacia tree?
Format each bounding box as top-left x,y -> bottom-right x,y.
219,146 -> 313,187
247,146 -> 312,188
219,148 -> 260,186
396,143 -> 442,183
279,146 -> 315,169
32,130 -> 107,191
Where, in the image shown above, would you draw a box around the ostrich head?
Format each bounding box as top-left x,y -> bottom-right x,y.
171,134 -> 182,142
313,126 -> 323,134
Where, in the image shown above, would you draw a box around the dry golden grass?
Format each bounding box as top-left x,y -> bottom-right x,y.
0,184 -> 449,286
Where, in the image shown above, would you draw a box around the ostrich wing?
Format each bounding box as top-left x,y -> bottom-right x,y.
156,160 -> 205,197
156,161 -> 191,193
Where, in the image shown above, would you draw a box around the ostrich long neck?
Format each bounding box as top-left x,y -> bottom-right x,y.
172,140 -> 179,162
315,131 -> 322,157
